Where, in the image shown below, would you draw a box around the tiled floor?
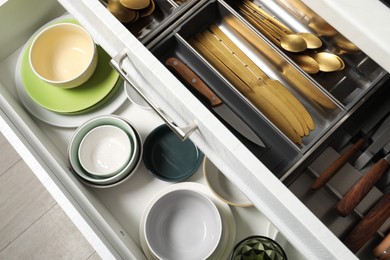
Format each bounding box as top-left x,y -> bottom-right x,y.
0,132 -> 100,260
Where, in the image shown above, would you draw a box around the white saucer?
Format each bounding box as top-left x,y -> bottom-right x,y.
139,182 -> 236,260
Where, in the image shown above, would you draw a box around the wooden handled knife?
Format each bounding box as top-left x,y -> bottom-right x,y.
336,152 -> 390,216
165,57 -> 265,148
344,193 -> 390,253
312,138 -> 365,190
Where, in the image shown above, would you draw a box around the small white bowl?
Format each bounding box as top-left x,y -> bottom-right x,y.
29,23 -> 98,89
68,115 -> 142,187
145,189 -> 222,260
78,125 -> 132,177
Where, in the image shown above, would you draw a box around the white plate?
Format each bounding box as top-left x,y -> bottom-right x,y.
139,182 -> 236,260
14,14 -> 127,128
203,157 -> 253,207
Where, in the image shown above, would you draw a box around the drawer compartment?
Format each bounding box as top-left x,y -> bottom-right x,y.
98,0 -> 200,44
225,0 -> 387,109
287,82 -> 390,259
150,0 -> 344,173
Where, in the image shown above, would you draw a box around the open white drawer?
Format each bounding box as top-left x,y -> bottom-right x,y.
1,0 -> 386,259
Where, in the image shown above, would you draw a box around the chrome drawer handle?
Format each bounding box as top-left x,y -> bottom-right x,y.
110,50 -> 198,140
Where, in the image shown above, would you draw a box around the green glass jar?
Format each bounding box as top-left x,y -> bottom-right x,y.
231,236 -> 287,260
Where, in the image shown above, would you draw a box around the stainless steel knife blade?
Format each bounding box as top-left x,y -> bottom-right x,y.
354,115 -> 390,170
165,57 -> 266,147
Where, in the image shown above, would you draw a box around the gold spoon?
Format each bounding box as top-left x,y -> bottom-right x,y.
119,0 -> 150,9
291,54 -> 320,74
107,0 -> 138,23
309,52 -> 344,72
139,0 -> 155,17
241,8 -> 307,53
240,3 -> 323,51
333,33 -> 360,53
298,32 -> 322,49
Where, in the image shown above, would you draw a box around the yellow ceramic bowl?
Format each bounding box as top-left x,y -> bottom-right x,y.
29,23 -> 98,89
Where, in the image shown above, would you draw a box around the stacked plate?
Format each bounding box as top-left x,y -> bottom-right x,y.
68,115 -> 142,188
139,182 -> 237,260
15,15 -> 127,128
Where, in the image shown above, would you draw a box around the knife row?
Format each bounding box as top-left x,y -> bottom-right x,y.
188,23 -> 315,144
310,112 -> 390,254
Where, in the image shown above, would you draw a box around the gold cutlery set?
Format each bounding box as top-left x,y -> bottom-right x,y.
238,0 -> 345,74
190,24 -> 314,144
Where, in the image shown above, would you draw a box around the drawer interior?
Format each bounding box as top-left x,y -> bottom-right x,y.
1,0 -> 389,259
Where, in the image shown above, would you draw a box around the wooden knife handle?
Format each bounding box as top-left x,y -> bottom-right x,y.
312,138 -> 365,190
374,233 -> 390,259
336,158 -> 390,216
165,57 -> 222,107
344,193 -> 390,253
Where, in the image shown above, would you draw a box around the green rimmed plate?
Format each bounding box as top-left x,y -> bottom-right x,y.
20,20 -> 119,114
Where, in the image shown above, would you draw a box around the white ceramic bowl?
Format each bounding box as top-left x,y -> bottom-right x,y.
29,23 -> 98,89
78,125 -> 132,177
68,115 -> 142,187
145,189 -> 222,260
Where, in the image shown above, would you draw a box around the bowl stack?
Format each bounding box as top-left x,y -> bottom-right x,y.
68,115 -> 142,188
144,189 -> 222,260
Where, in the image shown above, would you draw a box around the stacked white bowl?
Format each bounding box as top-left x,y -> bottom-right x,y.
68,115 -> 142,188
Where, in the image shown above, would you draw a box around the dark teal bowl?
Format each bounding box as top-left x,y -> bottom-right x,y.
143,124 -> 203,182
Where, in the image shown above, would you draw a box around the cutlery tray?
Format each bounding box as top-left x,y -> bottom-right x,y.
149,0 -> 345,174
224,0 -> 387,109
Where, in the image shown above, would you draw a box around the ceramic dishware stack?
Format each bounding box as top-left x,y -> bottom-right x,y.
68,115 -> 142,188
143,188 -> 223,260
16,15 -> 125,127
139,182 -> 237,260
